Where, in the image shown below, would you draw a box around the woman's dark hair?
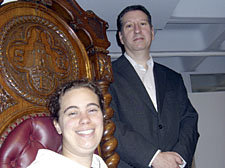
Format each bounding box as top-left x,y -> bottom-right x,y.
48,79 -> 105,121
116,5 -> 153,53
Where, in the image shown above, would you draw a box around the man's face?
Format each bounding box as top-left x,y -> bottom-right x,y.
119,10 -> 154,54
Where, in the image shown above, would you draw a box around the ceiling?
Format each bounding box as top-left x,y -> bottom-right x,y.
75,0 -> 225,73
2,0 -> 225,74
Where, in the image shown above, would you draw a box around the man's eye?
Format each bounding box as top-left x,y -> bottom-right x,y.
125,24 -> 133,28
140,22 -> 147,26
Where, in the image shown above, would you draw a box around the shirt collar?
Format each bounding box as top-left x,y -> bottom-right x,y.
124,52 -> 154,71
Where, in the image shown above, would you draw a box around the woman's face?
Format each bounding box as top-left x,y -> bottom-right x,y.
54,87 -> 103,157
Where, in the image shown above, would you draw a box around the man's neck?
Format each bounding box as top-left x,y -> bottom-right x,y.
125,50 -> 150,69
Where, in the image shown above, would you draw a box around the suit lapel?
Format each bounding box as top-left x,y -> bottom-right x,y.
154,63 -> 166,114
117,56 -> 157,114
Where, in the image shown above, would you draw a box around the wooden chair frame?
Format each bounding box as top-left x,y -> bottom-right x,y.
0,0 -> 119,167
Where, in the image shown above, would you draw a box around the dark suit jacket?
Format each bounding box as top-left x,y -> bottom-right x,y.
109,55 -> 199,168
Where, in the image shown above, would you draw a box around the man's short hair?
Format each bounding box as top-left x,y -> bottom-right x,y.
116,5 -> 153,53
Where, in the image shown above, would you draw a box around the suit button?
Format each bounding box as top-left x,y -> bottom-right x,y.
158,124 -> 163,129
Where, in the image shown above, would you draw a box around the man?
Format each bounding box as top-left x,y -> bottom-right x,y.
109,5 -> 199,168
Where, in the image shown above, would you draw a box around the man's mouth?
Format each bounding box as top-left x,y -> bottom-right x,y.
134,37 -> 144,41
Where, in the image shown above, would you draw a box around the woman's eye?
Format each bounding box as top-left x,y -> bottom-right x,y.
68,111 -> 78,116
88,108 -> 98,113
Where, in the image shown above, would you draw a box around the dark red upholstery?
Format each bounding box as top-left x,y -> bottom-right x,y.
0,115 -> 62,168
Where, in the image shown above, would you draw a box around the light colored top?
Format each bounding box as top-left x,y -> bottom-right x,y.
125,53 -> 186,168
27,149 -> 108,168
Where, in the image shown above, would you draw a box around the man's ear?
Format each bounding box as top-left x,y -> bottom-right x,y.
151,27 -> 155,40
53,120 -> 62,134
119,31 -> 124,45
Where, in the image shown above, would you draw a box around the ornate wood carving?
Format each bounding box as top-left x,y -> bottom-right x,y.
0,84 -> 17,113
0,15 -> 81,105
97,80 -> 120,168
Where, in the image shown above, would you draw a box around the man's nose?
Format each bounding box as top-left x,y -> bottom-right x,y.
134,24 -> 141,33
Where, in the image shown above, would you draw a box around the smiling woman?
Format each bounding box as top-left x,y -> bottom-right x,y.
27,80 -> 107,168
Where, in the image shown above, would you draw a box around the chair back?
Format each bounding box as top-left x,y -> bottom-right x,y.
0,0 -> 119,167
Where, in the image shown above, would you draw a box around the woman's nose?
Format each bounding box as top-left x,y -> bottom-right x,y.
79,113 -> 91,124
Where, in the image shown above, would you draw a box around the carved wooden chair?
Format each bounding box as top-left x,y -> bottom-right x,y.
0,0 -> 119,167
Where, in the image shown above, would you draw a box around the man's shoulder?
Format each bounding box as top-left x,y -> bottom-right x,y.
154,62 -> 180,76
111,55 -> 130,72
112,55 -> 126,65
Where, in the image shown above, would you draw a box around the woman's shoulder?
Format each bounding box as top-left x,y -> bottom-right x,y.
92,154 -> 108,168
27,149 -> 87,168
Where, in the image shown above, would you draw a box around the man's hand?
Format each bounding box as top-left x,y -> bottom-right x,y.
152,152 -> 183,168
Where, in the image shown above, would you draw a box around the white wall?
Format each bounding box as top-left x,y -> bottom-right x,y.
188,92 -> 225,168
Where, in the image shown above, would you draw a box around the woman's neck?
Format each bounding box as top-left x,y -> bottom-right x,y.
62,149 -> 93,168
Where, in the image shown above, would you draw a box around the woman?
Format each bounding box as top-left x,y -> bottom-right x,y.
27,80 -> 108,168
